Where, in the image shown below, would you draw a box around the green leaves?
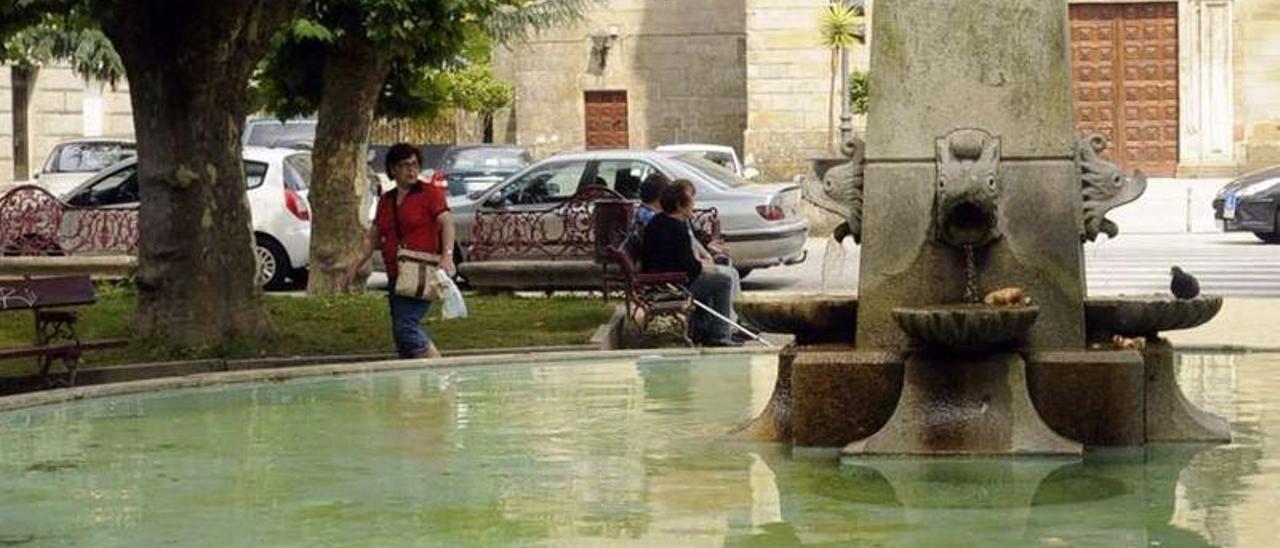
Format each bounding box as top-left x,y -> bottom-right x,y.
290,18 -> 335,42
1,8 -> 125,85
849,68 -> 869,115
819,1 -> 866,50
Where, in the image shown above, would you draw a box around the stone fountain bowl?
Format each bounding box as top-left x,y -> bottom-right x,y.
1086,295 -> 1223,337
892,304 -> 1039,350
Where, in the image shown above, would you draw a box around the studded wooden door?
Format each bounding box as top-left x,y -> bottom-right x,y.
584,90 -> 628,149
1070,3 -> 1179,176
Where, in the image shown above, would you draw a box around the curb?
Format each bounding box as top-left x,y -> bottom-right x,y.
0,346 -> 780,413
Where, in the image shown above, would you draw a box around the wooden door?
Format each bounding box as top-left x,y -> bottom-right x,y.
584,90 -> 628,149
1070,3 -> 1179,176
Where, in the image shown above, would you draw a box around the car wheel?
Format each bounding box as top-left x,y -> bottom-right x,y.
255,235 -> 291,290
289,267 -> 310,290
1255,210 -> 1280,244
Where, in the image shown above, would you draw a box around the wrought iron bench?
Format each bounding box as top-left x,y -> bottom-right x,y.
0,275 -> 129,385
0,184 -> 139,256
605,244 -> 693,346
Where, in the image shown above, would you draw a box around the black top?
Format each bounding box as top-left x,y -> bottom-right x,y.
641,213 -> 702,279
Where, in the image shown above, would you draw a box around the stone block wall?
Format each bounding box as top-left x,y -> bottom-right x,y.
1235,0 -> 1280,170
0,68 -> 12,182
744,0 -> 869,182
494,0 -> 747,160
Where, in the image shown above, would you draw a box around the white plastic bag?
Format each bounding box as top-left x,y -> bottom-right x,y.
436,269 -> 468,320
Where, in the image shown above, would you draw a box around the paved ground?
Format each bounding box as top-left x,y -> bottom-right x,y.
746,178 -> 1280,296
746,231 -> 1280,297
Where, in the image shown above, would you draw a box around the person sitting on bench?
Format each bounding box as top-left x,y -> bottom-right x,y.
640,179 -> 740,347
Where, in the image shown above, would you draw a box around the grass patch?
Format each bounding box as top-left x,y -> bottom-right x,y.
0,290 -> 613,376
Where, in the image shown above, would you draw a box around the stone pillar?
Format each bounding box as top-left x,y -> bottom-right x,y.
1026,349 -> 1146,446
1143,338 -> 1230,441
855,0 -> 1086,351
789,347 -> 903,447
844,353 -> 1081,456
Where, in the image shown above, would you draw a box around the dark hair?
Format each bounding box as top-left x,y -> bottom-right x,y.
639,173 -> 670,204
384,143 -> 422,174
659,179 -> 696,213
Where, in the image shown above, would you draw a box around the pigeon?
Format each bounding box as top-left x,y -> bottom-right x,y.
1170,266 -> 1200,300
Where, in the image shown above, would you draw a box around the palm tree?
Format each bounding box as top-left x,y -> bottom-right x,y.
818,1 -> 866,153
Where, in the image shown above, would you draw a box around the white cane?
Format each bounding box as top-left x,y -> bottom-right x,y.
666,283 -> 774,347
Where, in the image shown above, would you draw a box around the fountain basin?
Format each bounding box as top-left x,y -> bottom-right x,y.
738,293 -> 857,344
1085,296 -> 1222,337
892,305 -> 1039,350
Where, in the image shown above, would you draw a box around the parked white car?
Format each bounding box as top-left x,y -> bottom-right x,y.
655,143 -> 760,180
31,139 -> 136,197
60,147 -> 317,289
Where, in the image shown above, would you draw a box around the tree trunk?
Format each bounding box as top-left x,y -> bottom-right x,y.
96,1 -> 297,347
307,32 -> 391,294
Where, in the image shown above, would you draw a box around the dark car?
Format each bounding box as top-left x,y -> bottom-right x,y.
1213,165 -> 1280,243
436,144 -> 533,197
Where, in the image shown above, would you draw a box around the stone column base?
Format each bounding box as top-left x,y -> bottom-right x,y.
790,347 -> 904,447
1026,349 -> 1145,447
1144,338 -> 1230,442
845,353 -> 1081,456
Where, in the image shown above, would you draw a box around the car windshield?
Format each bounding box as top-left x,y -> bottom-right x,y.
672,153 -> 751,188
247,121 -> 316,148
50,142 -> 136,173
443,148 -> 530,172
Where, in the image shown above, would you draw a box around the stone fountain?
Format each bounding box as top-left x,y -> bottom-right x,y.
743,0 -> 1227,456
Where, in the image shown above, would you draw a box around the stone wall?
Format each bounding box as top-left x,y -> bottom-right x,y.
744,0 -> 869,182
0,62 -> 134,184
0,69 -> 12,182
1235,0 -> 1280,170
494,0 -> 747,160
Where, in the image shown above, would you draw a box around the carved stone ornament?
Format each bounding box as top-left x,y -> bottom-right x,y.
935,129 -> 1002,249
1078,134 -> 1148,242
802,134 -> 865,243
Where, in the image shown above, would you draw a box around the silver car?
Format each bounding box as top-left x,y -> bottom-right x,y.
449,150 -> 807,281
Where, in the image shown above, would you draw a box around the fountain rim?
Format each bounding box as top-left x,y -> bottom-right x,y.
0,347 -> 778,415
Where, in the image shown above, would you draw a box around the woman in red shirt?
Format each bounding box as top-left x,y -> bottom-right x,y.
342,143 -> 456,358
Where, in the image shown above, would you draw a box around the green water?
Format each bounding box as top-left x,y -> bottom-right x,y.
1,353 -> 1278,547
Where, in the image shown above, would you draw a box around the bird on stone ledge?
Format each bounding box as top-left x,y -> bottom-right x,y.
1170,266 -> 1200,300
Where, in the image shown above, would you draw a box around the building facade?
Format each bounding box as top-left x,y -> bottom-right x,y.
496,0 -> 1280,179
1,63 -> 135,184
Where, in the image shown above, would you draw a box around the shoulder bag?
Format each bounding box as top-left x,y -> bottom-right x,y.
389,189 -> 443,301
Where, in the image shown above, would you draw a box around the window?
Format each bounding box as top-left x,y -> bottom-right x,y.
592,160 -> 659,199
443,148 -> 532,172
244,161 -> 269,189
672,154 -> 750,188
282,154 -> 312,191
48,142 -> 136,173
496,161 -> 588,205
245,121 -> 316,148
66,166 -> 138,207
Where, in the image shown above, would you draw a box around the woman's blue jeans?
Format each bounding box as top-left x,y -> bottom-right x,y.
388,290 -> 432,358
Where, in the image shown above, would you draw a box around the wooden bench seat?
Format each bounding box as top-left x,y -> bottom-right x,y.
0,275 -> 128,386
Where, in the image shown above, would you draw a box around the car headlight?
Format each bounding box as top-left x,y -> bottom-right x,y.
1238,178 -> 1280,198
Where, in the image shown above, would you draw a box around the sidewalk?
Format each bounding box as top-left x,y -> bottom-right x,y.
1108,177 -> 1229,234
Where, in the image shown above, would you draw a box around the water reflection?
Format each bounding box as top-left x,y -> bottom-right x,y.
0,353 -> 1275,546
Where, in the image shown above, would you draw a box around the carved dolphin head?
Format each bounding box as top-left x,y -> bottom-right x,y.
935,129 -> 1002,249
